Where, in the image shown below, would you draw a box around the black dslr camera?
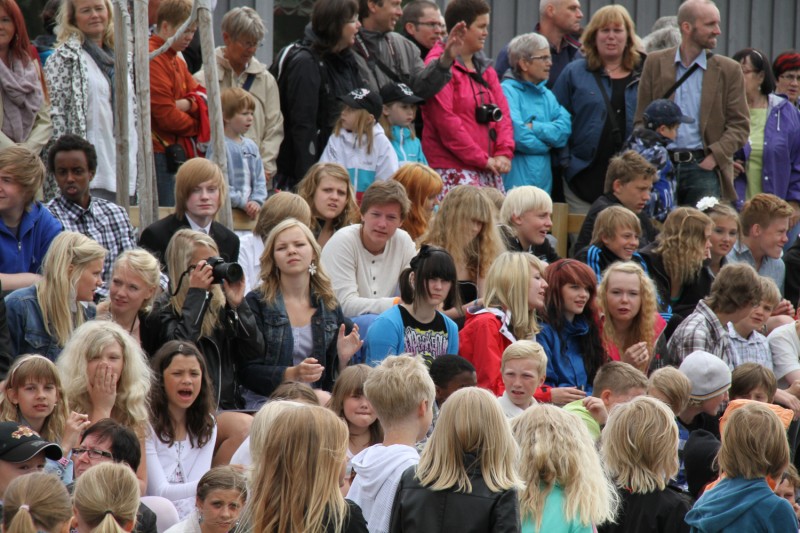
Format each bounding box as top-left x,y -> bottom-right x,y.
475,103 -> 503,124
206,257 -> 243,284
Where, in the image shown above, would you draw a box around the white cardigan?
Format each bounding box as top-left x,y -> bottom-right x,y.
145,422 -> 217,519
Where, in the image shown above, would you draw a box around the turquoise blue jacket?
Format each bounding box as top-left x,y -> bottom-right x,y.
364,304 -> 458,365
501,76 -> 571,193
389,125 -> 427,165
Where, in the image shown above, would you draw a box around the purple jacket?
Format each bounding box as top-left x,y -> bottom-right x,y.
735,94 -> 800,205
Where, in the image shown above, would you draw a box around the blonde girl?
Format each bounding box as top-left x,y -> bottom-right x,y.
327,365 -> 382,468
5,231 -> 106,360
297,162 -> 360,248
460,251 -> 547,396
392,163 -> 443,242
320,88 -> 399,198
72,463 -> 140,533
598,261 -> 667,373
697,198 -> 740,277
599,396 -> 692,533
57,320 -> 152,490
640,206 -> 714,321
389,387 -> 520,532
229,400 -> 307,467
422,184 -> 504,318
513,404 -> 618,532
245,405 -> 368,532
2,472 -> 72,533
0,355 -> 91,480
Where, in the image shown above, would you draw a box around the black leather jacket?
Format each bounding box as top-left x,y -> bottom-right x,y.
389,457 -> 521,533
141,288 -> 265,410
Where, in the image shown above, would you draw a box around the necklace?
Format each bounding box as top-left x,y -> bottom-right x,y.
112,312 -> 137,334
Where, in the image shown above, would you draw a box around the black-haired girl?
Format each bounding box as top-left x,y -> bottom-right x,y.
365,245 -> 460,366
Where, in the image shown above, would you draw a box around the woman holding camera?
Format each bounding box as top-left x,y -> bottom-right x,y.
138,158 -> 240,271
421,0 -> 513,194
243,218 -> 362,407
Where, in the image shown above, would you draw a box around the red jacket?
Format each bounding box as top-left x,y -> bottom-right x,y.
421,41 -> 514,172
149,35 -> 202,154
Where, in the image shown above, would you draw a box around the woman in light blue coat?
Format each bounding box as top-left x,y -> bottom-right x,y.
501,33 -> 571,193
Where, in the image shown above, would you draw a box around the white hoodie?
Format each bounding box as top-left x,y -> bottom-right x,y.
346,444 -> 420,533
320,122 -> 399,195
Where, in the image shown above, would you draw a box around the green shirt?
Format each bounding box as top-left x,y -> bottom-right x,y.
746,108 -> 768,199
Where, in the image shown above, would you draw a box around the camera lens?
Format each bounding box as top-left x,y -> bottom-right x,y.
221,263 -> 244,283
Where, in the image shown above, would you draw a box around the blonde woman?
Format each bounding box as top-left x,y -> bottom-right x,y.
72,462 -> 140,533
2,472 -> 72,533
598,261 -> 667,373
244,405 -> 368,533
5,231 -> 105,360
460,251 -> 547,396
513,404 -> 617,532
391,163 -> 443,242
599,396 -> 692,533
389,387 -> 520,532
640,207 -> 714,321
44,0 -> 138,201
422,185 -> 504,319
229,400 -> 307,467
57,320 -> 152,491
297,162 -> 360,248
243,219 -> 361,404
96,249 -> 161,344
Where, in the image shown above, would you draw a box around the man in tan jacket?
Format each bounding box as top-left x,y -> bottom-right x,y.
635,0 -> 748,206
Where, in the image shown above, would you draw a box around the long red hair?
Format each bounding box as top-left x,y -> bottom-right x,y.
0,0 -> 32,65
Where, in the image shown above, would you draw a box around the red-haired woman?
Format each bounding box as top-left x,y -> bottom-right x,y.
392,163 -> 443,242
538,259 -> 606,398
0,0 -> 51,153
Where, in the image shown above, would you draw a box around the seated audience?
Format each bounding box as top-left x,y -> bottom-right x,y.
320,180 -> 416,322
564,361 -> 648,440
365,246 -> 460,366
598,397 -> 692,533
729,363 -> 777,404
497,340 -> 547,418
244,219 -> 361,404
5,231 -> 104,360
138,158 -> 239,270
164,466 -> 247,533
667,264 -> 762,365
72,463 -> 140,533
347,356 -> 434,533
391,163 -> 442,242
0,146 -> 61,291
297,162 -> 359,248
238,192 -> 312,294
2,472 -> 72,533
146,342 -> 217,519
459,252 -> 549,398
500,32 -> 571,193
598,262 -> 667,373
513,404 -> 618,532
573,151 -> 659,256
579,205 -> 649,283
429,355 -> 477,410
498,185 -> 559,264
46,134 -> 137,299
0,421 -> 62,503
678,350 -> 732,442
389,388 -> 521,532
539,259 -> 605,395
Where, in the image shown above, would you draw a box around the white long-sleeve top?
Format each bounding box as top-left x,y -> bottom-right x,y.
145,421 -> 217,519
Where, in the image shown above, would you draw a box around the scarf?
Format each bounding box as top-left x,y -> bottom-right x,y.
0,57 -> 43,142
82,39 -> 115,108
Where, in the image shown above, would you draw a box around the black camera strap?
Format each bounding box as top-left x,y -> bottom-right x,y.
591,70 -> 623,149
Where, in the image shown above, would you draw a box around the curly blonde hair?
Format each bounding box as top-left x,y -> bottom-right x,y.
422,185 -> 502,281
654,207 -> 713,290
56,321 -> 152,432
598,261 -> 659,356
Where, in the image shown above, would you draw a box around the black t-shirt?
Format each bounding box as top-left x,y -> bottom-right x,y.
399,305 -> 449,367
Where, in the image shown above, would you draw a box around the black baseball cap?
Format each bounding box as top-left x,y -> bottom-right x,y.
338,88 -> 383,121
643,99 -> 694,130
0,422 -> 62,463
380,82 -> 424,105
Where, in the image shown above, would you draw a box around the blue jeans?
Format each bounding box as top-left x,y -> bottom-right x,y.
674,161 -> 721,207
154,152 -> 176,207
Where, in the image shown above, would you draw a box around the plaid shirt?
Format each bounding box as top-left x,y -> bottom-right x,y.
726,322 -> 773,371
47,196 -> 137,299
667,300 -> 735,366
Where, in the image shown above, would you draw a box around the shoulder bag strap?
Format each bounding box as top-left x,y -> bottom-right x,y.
662,62 -> 701,100
591,70 -> 623,148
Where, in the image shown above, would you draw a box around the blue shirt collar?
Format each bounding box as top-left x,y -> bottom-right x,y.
674,46 -> 708,70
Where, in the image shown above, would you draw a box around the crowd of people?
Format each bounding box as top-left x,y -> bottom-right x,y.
1,0 -> 800,531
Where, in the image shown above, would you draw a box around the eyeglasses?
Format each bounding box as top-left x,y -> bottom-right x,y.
527,55 -> 552,63
780,73 -> 800,83
237,39 -> 263,50
415,21 -> 446,30
741,68 -> 758,75
71,448 -> 114,460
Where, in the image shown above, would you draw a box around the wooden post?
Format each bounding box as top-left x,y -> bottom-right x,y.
134,0 -> 158,228
196,0 -> 233,229
112,0 -> 131,209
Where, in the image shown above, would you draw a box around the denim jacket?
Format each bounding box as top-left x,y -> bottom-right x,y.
244,290 -> 353,397
5,285 -> 95,361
